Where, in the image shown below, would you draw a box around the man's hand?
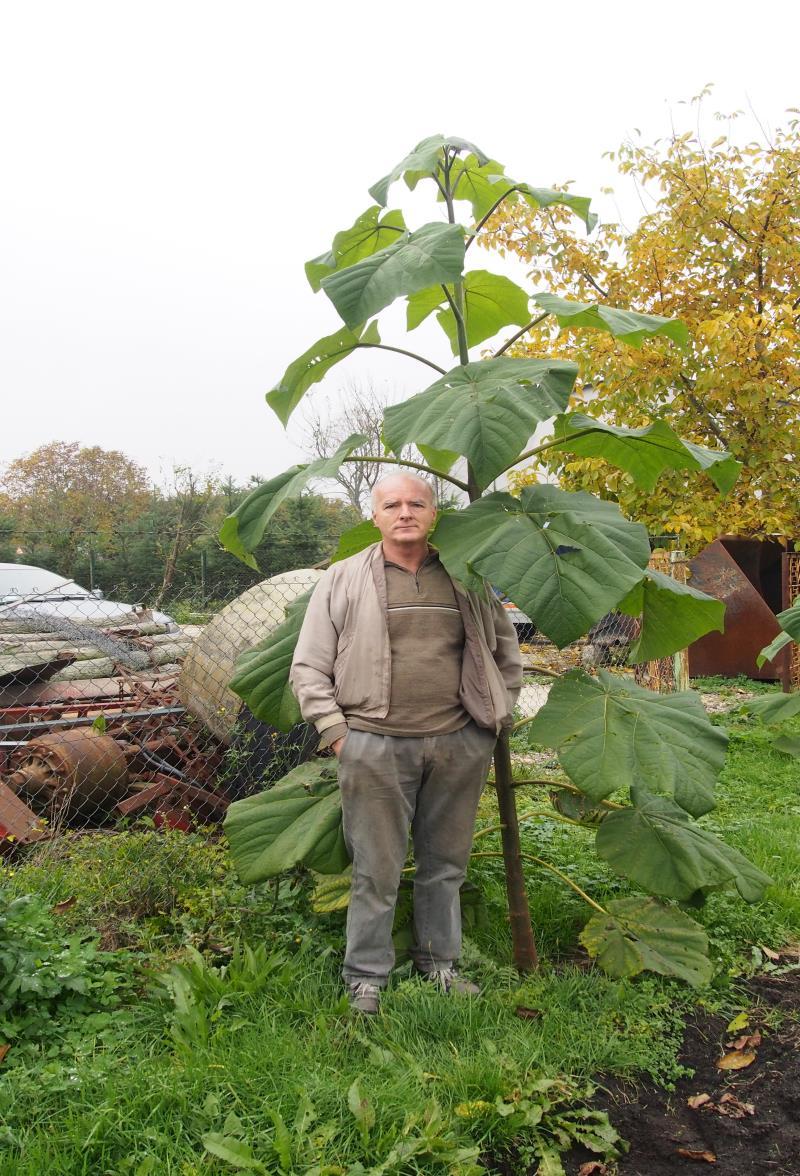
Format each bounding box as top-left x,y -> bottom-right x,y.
331,736 -> 346,758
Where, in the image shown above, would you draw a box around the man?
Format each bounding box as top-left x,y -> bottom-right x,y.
290,473 -> 523,1014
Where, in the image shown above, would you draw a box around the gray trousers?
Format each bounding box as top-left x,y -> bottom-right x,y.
337,722 -> 497,986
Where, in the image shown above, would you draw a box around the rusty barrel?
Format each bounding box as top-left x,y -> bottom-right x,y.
8,728 -> 129,821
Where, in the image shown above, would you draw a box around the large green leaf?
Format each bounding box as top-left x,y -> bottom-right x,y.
266,322 -> 380,425
445,155 -> 597,231
532,293 -> 689,349
519,186 -> 597,233
305,206 -> 407,292
224,760 -> 348,883
407,270 -> 530,354
432,490 -> 650,647
229,589 -> 313,731
219,435 -> 367,567
383,358 -> 577,490
330,519 -> 382,563
310,868 -> 352,912
757,630 -> 794,667
618,569 -> 726,662
321,222 -> 466,329
446,154 -> 513,220
773,734 -> 800,757
742,691 -> 800,723
775,596 -> 800,640
550,413 -> 741,494
757,597 -> 800,667
369,135 -> 489,206
580,897 -> 712,987
528,669 -> 726,816
417,444 -> 460,476
595,790 -> 772,902
405,282 -> 447,330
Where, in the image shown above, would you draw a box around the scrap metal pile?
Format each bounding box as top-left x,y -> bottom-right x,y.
0,670 -> 228,849
0,572 -> 321,855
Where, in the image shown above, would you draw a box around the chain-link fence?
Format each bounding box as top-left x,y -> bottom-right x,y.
0,550 -> 727,901
0,571 -> 321,897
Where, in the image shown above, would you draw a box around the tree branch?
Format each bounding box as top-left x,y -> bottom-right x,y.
678,375 -> 732,447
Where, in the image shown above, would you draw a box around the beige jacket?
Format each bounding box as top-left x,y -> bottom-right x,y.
290,543 -> 523,739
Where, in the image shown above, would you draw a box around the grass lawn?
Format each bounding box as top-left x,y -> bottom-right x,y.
1,681 -> 798,1175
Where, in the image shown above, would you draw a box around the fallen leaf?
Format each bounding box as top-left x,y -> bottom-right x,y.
514,1005 -> 542,1020
578,1164 -> 609,1175
760,945 -> 780,961
676,1148 -> 717,1163
687,1093 -> 712,1109
716,1049 -> 757,1070
0,1044 -> 9,1064
717,1093 -> 755,1118
52,896 -> 77,914
726,1011 -> 749,1033
728,1031 -> 762,1050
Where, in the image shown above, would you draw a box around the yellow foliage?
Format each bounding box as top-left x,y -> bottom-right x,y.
485,104 -> 800,544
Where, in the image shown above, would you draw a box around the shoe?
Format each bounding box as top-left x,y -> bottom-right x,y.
348,981 -> 381,1015
418,967 -> 480,996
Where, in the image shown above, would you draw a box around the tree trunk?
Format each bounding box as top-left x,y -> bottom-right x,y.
493,728 -> 539,971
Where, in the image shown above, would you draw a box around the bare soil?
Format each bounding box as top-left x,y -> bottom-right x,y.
565,971 -> 800,1175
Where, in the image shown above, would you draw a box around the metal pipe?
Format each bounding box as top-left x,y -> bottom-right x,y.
0,705 -> 185,735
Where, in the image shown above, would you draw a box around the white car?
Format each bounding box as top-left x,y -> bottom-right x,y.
0,563 -> 178,632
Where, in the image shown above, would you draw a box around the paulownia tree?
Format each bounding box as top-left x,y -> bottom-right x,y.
220,136 -> 771,985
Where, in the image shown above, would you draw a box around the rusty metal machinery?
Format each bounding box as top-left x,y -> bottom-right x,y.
7,728 -> 129,822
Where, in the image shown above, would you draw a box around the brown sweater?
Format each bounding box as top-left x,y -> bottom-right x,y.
323,551 -> 468,744
350,551 -> 468,737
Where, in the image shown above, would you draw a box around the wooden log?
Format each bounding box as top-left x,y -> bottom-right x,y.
49,645 -> 191,681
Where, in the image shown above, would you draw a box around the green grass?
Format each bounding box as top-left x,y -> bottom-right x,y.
1,690 -> 798,1174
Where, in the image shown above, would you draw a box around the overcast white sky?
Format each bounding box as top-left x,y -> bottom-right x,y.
1,0 -> 797,488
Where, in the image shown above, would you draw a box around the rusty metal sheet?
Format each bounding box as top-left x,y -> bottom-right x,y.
0,782 -> 46,845
687,540 -> 789,680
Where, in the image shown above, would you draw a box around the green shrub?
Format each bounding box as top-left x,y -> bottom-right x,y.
0,889 -> 133,1049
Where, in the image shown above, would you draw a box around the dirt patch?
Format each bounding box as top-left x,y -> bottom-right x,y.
699,689 -> 757,715
565,971 -> 800,1175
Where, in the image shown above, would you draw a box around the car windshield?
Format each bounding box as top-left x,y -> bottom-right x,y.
0,567 -> 90,602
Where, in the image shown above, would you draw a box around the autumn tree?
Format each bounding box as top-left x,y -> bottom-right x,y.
486,100 -> 800,545
1,441 -> 151,572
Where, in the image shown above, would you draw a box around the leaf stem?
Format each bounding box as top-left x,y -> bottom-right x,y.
468,850 -> 607,914
465,185 -> 525,250
472,807 -> 586,840
495,427 -> 598,479
344,454 -> 469,493
493,312 -> 550,357
359,342 -> 446,375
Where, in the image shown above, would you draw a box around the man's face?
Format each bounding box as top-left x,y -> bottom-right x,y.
371,478 -> 436,545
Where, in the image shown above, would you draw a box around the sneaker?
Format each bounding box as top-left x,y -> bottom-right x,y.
418,967 -> 480,996
348,981 -> 381,1015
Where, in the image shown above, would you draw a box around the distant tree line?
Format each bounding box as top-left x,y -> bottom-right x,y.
0,441 -> 359,606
